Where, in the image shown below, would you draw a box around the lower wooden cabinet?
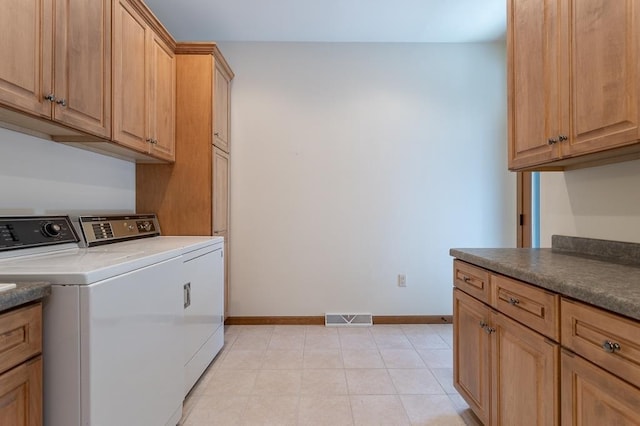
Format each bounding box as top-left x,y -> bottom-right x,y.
491,310 -> 558,426
0,356 -> 42,426
454,259 -> 640,425
453,288 -> 491,424
561,351 -> 640,425
0,302 -> 43,426
453,288 -> 559,426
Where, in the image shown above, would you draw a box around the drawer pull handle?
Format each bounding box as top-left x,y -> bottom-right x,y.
602,341 -> 621,353
479,321 -> 495,334
508,297 -> 520,306
463,276 -> 471,283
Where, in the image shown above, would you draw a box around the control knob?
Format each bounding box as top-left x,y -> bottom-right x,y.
142,221 -> 152,231
42,222 -> 62,237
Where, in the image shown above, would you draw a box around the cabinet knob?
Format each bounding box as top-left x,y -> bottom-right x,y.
214,132 -> 220,137
547,137 -> 558,145
508,297 -> 520,306
463,276 -> 471,283
558,135 -> 568,142
484,326 -> 496,335
56,98 -> 67,107
44,93 -> 56,102
602,340 -> 621,353
479,320 -> 487,328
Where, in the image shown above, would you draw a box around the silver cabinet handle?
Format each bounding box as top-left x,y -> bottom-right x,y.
463,276 -> 471,283
56,98 -> 67,106
44,93 -> 56,102
558,135 -> 568,141
479,320 -> 495,334
602,340 -> 621,353
548,137 -> 558,145
184,282 -> 191,309
508,297 -> 520,306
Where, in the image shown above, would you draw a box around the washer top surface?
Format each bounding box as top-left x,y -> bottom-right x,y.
0,235 -> 223,285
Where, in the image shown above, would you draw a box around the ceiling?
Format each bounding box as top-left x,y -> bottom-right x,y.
143,0 -> 506,43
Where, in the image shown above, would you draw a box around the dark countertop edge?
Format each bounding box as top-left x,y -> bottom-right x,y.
449,249 -> 640,322
0,282 -> 51,313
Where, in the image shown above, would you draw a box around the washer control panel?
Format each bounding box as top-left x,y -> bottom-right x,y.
0,216 -> 79,251
78,214 -> 161,247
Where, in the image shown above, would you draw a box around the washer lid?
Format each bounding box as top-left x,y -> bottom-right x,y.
0,245 -> 182,285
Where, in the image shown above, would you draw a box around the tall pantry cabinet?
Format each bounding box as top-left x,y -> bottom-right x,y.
136,43 -> 233,317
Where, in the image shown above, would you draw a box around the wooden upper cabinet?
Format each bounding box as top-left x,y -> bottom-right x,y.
566,0 -> 640,157
113,0 -> 175,161
53,1 -> 111,138
148,33 -> 175,161
508,0 -> 561,170
214,64 -> 231,153
113,0 -> 150,153
508,0 -> 640,171
0,0 -> 111,138
0,0 -> 52,117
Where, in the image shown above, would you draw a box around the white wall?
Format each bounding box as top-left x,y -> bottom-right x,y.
540,159 -> 640,247
220,42 -> 515,317
0,127 -> 135,215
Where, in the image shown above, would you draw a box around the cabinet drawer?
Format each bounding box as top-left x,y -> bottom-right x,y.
453,260 -> 490,303
561,298 -> 640,389
0,303 -> 42,375
491,274 -> 559,341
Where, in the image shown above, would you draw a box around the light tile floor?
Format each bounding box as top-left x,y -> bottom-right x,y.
179,324 -> 482,426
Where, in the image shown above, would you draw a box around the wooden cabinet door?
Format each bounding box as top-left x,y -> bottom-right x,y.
212,147 -> 229,235
0,0 -> 52,117
112,0 -> 148,153
53,0 -> 111,138
453,288 -> 491,425
563,0 -> 640,157
0,356 -> 42,426
561,351 -> 640,425
213,63 -> 230,153
148,32 -> 175,161
491,312 -> 559,426
507,0 -> 562,170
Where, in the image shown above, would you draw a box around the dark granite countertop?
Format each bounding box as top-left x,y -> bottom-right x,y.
0,281 -> 51,312
450,235 -> 640,321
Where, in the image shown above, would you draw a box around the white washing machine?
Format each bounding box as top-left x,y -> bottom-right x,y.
0,214 -> 224,426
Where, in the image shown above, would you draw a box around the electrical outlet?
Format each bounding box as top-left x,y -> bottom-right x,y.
397,274 -> 407,287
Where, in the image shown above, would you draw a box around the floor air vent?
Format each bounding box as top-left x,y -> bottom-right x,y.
325,313 -> 373,327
